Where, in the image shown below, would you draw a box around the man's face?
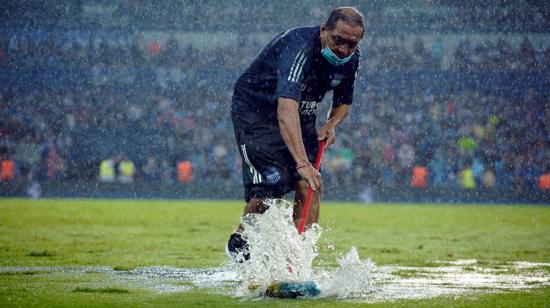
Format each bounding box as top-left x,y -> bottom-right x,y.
321,20 -> 363,59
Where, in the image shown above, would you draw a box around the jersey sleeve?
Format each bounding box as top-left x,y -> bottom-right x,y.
332,53 -> 361,108
274,42 -> 309,103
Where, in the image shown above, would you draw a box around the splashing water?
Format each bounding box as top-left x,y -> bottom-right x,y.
232,198 -> 320,295
317,247 -> 378,298
231,198 -> 377,298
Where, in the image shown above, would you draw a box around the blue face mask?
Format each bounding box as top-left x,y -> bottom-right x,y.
321,47 -> 354,66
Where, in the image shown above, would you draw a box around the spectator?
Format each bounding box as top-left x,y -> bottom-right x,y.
142,155 -> 161,182
117,156 -> 136,183
98,157 -> 116,183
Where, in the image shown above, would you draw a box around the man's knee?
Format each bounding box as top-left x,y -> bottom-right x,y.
244,197 -> 270,214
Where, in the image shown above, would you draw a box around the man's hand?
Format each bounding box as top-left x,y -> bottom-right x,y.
317,124 -> 335,147
297,164 -> 323,193
318,104 -> 350,148
278,97 -> 324,192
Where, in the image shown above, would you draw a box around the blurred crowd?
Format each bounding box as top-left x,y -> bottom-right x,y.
1,16 -> 549,193
0,83 -> 237,183
2,1 -> 549,33
454,37 -> 550,71
330,87 -> 549,191
0,33 -> 252,70
3,32 -> 550,72
2,77 -> 548,191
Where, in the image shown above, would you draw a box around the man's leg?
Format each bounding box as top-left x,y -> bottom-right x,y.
227,197 -> 275,263
229,108 -> 291,261
235,197 -> 270,233
293,179 -> 320,229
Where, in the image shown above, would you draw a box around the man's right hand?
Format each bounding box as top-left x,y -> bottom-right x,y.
297,164 -> 323,194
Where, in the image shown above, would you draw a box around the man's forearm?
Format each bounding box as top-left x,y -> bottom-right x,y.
277,97 -> 310,166
317,104 -> 350,146
326,104 -> 350,130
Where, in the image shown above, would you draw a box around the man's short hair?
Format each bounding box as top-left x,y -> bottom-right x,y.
324,7 -> 365,37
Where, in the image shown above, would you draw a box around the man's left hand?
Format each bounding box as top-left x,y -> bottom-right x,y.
318,124 -> 335,147
317,104 -> 350,148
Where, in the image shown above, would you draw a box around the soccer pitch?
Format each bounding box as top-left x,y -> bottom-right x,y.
0,198 -> 549,307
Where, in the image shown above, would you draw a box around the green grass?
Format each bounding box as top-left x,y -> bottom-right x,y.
73,287 -> 131,294
0,198 -> 549,307
112,265 -> 135,271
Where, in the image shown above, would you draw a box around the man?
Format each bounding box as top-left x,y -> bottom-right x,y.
227,7 -> 365,262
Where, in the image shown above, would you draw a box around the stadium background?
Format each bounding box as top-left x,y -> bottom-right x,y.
0,0 -> 549,203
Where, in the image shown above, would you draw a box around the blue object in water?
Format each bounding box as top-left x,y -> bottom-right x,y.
265,281 -> 321,298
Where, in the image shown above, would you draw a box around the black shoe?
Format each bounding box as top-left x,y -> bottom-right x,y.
225,233 -> 250,263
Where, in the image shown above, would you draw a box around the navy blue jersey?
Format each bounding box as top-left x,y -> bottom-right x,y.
232,26 -> 360,123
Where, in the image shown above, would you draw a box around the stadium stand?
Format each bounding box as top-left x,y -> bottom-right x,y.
0,1 -> 548,202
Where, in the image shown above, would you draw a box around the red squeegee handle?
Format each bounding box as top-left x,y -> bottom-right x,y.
297,139 -> 326,235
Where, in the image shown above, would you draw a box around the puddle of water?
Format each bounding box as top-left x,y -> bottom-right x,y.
2,260 -> 549,302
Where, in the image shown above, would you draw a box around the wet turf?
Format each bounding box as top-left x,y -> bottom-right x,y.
0,198 -> 549,306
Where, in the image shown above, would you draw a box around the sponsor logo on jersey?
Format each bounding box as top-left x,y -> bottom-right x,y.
264,166 -> 282,185
331,73 -> 343,87
299,100 -> 319,115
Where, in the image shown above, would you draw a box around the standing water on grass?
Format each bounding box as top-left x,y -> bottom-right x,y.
231,198 -> 377,298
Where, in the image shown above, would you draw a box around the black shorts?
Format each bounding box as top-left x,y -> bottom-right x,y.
231,103 -> 319,202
